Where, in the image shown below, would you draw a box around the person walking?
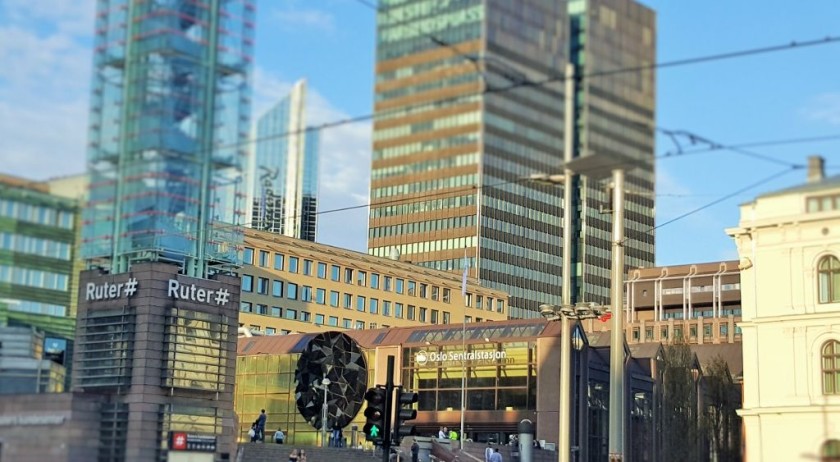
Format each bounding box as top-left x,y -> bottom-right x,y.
249,422 -> 259,443
438,427 -> 446,439
256,409 -> 267,442
490,448 -> 503,462
411,438 -> 420,462
485,443 -> 494,462
448,429 -> 458,441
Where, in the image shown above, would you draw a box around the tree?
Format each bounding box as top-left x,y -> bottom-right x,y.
701,356 -> 742,462
661,342 -> 700,462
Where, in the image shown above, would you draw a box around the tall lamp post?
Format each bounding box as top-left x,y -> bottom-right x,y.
540,303 -> 608,462
321,377 -> 331,447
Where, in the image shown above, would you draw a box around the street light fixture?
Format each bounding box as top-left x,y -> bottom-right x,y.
321,377 -> 331,447
540,303 -> 608,462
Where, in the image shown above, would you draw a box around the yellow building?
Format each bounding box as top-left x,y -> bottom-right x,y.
238,228 -> 509,335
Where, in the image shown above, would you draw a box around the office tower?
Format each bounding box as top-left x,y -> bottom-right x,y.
75,1 -> 254,460
368,0 -> 655,318
250,80 -> 321,241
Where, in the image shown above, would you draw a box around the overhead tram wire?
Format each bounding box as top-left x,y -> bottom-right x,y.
655,128 -> 804,168
657,132 -> 840,158
205,34 -> 840,156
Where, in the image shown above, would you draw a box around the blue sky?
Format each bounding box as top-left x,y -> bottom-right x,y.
1,0 -> 839,266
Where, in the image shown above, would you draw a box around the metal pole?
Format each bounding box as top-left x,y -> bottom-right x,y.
322,378 -> 329,447
384,356 -> 395,462
558,62 -> 576,462
608,168 -> 626,461
460,318 -> 466,449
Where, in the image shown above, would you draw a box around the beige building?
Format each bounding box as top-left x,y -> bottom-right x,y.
622,261 -> 743,345
727,156 -> 840,461
238,228 -> 509,335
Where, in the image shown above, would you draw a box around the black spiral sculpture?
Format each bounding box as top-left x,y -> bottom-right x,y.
294,332 -> 368,429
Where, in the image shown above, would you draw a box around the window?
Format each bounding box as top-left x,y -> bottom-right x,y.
442,312 -> 450,324
431,286 -> 439,301
331,265 -> 340,281
420,283 -> 428,298
383,301 -> 391,317
329,316 -> 339,327
287,283 -> 298,300
315,314 -> 325,325
272,280 -> 283,297
242,275 -> 253,292
357,271 -> 367,286
408,305 -> 416,320
419,307 -> 427,322
357,296 -> 366,312
344,268 -> 354,284
289,257 -> 299,273
443,288 -> 450,303
274,253 -> 284,270
384,276 -> 392,291
301,286 -> 313,302
271,306 -> 282,317
431,309 -> 439,324
497,299 -> 504,313
284,309 -> 297,320
476,296 -> 483,309
343,318 -> 352,329
257,277 -> 268,295
343,293 -> 352,309
259,250 -> 269,267
396,279 -> 404,294
303,260 -> 313,276
395,303 -> 404,318
408,281 -> 416,296
822,340 -> 840,394
317,262 -> 327,279
243,248 -> 254,265
370,298 -> 379,314
316,288 -> 326,305
371,273 -> 380,289
265,327 -> 276,335
256,304 -> 267,315
818,255 -> 840,303
300,311 -> 311,322
355,320 -> 365,330
240,301 -> 252,312
330,291 -> 339,307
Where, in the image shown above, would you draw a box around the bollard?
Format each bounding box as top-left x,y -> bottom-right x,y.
518,419 -> 535,462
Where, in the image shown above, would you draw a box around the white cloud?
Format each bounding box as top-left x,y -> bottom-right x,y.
272,8 -> 335,33
1,0 -> 95,35
802,93 -> 840,126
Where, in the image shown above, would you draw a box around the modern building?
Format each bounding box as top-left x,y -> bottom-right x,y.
367,0 -> 656,318
54,1 -> 255,461
0,325 -> 66,395
0,174 -> 79,382
728,156 -> 840,462
238,228 -> 509,335
250,80 -> 320,241
234,320 -> 663,461
622,261 -> 742,345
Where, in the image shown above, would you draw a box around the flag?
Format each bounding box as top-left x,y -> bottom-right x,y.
461,254 -> 469,297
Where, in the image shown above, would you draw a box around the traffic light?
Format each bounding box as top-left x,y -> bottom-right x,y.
363,386 -> 388,443
394,389 -> 419,443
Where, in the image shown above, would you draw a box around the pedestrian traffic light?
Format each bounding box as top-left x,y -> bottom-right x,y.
363,386 -> 388,443
394,390 -> 419,443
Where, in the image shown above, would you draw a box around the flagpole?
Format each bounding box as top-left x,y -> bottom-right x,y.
460,251 -> 468,450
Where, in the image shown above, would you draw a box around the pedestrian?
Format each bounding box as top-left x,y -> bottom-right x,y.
274,428 -> 285,444
289,448 -> 299,462
249,422 -> 258,443
448,429 -> 458,441
490,448 -> 502,462
256,409 -> 267,442
485,442 -> 494,462
411,438 -> 420,462
438,427 -> 446,439
299,449 -> 308,462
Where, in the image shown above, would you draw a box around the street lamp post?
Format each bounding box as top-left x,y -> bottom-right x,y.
540,303 -> 608,462
321,377 -> 331,447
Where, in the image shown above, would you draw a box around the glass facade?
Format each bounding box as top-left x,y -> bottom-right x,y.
251,80 -> 320,241
83,0 -> 253,277
368,0 -> 656,317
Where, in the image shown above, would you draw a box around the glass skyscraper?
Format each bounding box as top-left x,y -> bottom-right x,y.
250,80 -> 320,241
368,0 -> 655,318
83,0 -> 253,278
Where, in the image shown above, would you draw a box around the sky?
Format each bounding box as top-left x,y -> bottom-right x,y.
1,0 -> 839,267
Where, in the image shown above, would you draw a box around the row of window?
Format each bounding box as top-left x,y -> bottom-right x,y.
806,193 -> 840,214
242,248 -> 505,312
372,173 -> 478,199
659,283 -> 741,295
0,264 -> 69,291
371,152 -> 478,181
369,234 -> 479,258
0,198 -> 74,229
373,132 -> 479,161
369,214 -> 476,239
241,299 -> 464,326
369,192 -> 476,218
631,322 -> 742,342
0,231 -> 72,260
7,299 -> 68,317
